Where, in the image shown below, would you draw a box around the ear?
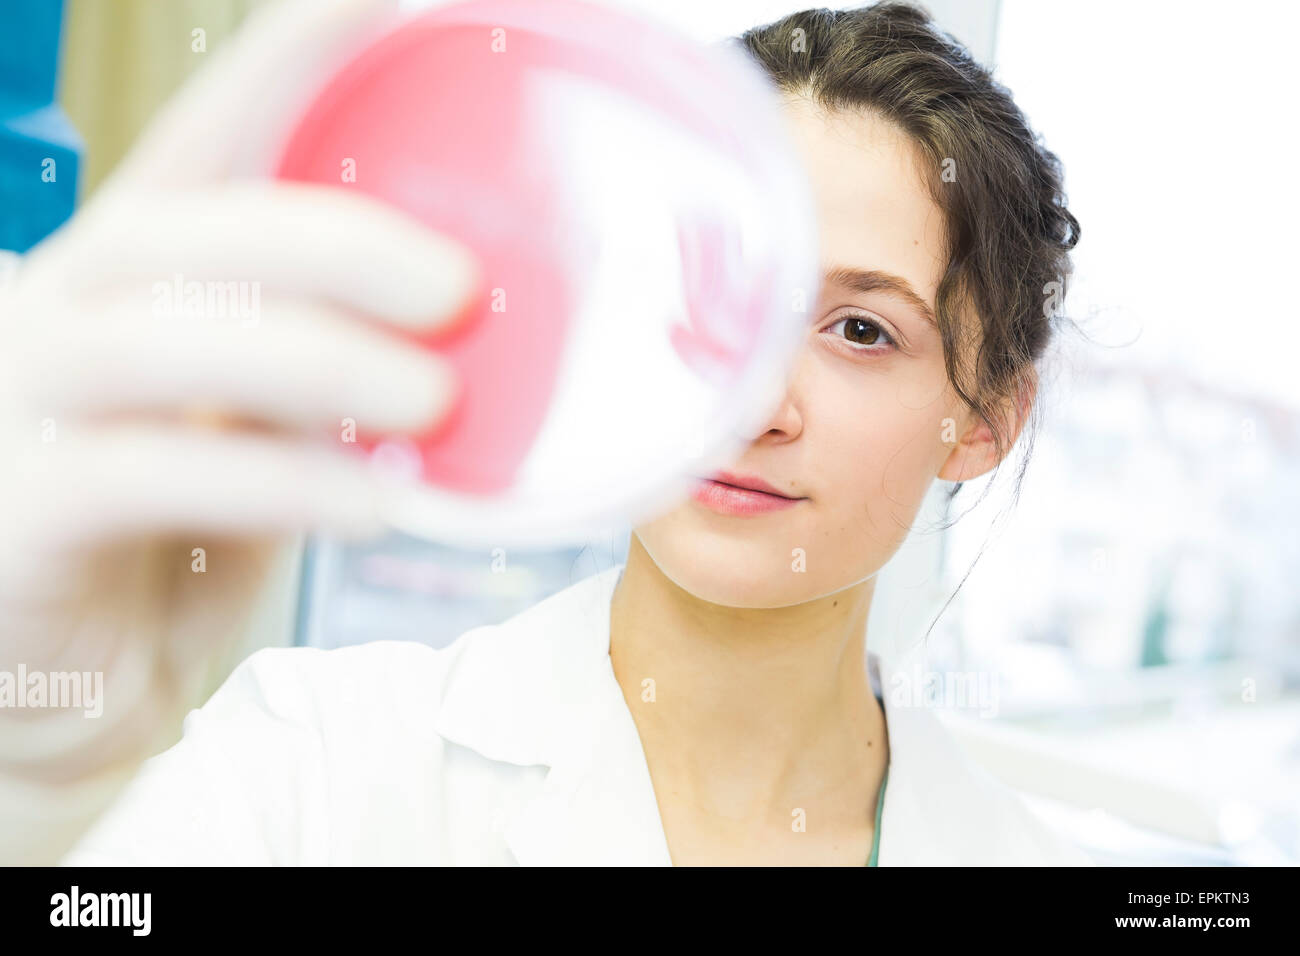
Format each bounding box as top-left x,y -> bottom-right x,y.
937,374 -> 1036,483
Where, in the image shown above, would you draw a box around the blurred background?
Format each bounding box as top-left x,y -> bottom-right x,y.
4,0 -> 1297,866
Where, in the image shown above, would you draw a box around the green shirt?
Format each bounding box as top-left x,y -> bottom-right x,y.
867,766 -> 888,866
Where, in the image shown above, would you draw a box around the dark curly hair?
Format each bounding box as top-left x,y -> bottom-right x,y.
734,2 -> 1083,642
734,1 -> 1081,475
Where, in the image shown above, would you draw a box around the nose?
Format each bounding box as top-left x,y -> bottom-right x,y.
741,356 -> 804,444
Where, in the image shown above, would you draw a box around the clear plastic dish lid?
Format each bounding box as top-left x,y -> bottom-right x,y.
274,0 -> 820,549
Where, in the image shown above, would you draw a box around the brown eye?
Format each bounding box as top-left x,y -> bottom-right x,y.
825,314 -> 896,351
845,317 -> 880,345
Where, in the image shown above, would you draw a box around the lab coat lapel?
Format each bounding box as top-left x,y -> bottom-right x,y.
873,641 -> 1043,865
873,645 -> 950,865
503,652 -> 674,866
433,563 -> 672,865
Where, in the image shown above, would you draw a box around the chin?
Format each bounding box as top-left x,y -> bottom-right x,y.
633,511 -> 833,609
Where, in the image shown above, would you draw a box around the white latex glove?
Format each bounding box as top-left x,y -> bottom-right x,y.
0,0 -> 476,863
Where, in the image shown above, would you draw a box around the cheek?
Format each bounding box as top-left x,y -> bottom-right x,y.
629,357 -> 960,607
814,365 -> 954,552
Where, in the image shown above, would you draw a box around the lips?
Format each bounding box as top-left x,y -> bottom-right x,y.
690,470 -> 806,517
707,470 -> 800,499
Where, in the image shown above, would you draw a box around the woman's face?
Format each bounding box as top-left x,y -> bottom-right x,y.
633,97 -> 997,608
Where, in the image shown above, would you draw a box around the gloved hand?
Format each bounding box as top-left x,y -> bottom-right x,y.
0,0 -> 476,864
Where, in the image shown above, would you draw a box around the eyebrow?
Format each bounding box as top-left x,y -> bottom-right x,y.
824,266 -> 938,329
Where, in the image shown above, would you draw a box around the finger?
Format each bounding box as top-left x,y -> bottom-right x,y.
8,422 -> 399,551
11,294 -> 460,434
106,0 -> 407,189
21,181 -> 480,330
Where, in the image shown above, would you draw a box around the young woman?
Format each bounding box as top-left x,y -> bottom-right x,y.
1,0 -> 1088,865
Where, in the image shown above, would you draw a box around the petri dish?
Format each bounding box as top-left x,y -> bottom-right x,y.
274,0 -> 820,549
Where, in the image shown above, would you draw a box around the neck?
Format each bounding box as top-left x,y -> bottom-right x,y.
609,533 -> 889,828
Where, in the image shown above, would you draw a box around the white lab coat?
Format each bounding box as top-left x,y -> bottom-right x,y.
62,563 -> 1095,865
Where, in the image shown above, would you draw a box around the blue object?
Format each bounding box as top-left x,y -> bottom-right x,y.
0,0 -> 82,253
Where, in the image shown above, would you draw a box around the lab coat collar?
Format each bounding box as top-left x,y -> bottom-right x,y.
433,563 -> 1070,866
435,562 -> 671,865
